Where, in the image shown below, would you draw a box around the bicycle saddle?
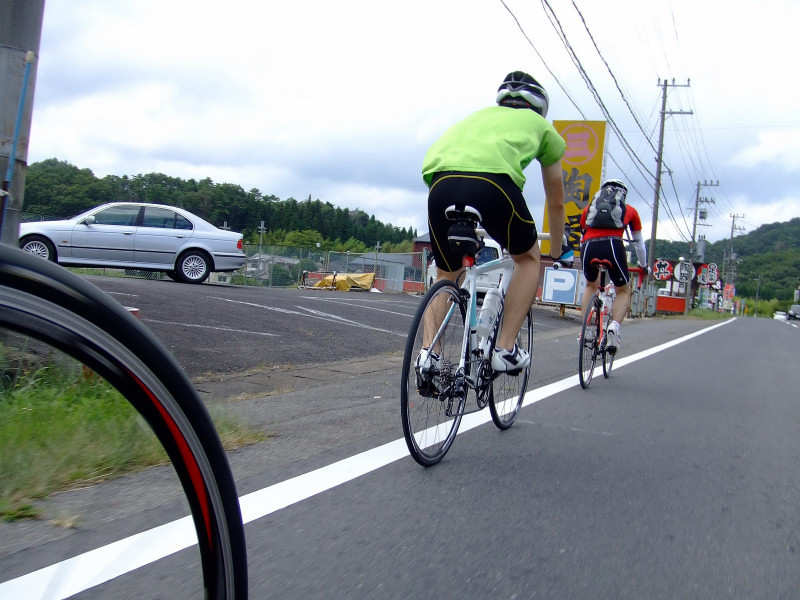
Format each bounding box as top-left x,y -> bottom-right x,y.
590,258 -> 614,269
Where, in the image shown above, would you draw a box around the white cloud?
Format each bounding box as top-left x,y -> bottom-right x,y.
729,129 -> 800,172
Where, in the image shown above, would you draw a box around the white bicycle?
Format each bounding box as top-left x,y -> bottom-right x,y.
400,205 -> 534,466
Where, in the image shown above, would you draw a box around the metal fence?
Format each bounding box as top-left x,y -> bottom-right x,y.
220,246 -> 427,294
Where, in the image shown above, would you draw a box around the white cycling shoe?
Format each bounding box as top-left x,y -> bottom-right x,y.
491,344 -> 530,373
415,348 -> 441,373
606,323 -> 620,355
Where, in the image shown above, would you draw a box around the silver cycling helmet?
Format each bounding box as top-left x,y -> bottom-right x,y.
600,178 -> 628,198
496,71 -> 549,117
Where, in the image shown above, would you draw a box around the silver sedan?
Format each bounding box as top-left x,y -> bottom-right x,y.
19,202 -> 246,284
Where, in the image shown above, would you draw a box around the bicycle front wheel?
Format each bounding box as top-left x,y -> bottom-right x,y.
401,280 -> 466,466
0,245 -> 247,599
489,308 -> 532,430
578,300 -> 600,389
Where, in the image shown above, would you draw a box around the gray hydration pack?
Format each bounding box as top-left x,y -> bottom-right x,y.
585,186 -> 626,229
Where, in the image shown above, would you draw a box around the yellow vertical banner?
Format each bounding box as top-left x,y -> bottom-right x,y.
542,120 -> 607,256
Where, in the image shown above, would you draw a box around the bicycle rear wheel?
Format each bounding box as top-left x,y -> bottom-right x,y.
578,300 -> 600,389
602,313 -> 614,378
401,280 -> 466,466
489,308 -> 532,429
0,245 -> 247,599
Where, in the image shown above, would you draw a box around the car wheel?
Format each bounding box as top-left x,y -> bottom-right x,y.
20,235 -> 57,261
175,250 -> 211,284
165,270 -> 180,282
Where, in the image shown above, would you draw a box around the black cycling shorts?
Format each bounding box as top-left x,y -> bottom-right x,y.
580,237 -> 630,287
427,172 -> 538,273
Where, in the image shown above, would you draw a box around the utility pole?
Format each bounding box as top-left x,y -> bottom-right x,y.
722,213 -> 745,311
258,220 -> 267,248
0,0 -> 45,243
684,180 -> 717,314
647,79 -> 693,285
754,277 -> 761,318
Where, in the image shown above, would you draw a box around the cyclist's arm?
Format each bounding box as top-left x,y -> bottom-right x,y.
630,229 -> 647,267
541,161 -> 566,259
626,207 -> 647,267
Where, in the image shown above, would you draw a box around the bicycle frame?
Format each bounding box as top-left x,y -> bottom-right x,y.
461,253 -> 515,380
422,252 -> 515,394
586,264 -> 613,347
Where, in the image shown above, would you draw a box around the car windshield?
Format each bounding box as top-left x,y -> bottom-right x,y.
476,246 -> 499,265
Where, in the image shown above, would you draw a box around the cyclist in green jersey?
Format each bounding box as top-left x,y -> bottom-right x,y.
422,71 -> 571,372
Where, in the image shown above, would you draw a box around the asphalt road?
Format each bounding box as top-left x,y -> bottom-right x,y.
2,275 -> 798,599
79,275 -> 585,379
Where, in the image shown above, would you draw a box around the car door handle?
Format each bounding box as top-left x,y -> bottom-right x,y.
123,231 -> 134,235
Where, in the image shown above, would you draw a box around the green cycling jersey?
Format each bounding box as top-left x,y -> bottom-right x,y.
422,105 -> 566,190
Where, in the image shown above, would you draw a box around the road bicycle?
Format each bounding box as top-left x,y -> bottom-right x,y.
400,205 -> 534,466
578,257 -> 615,389
0,242 -> 247,599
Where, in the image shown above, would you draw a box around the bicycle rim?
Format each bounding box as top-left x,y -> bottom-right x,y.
578,302 -> 599,389
602,339 -> 614,378
0,246 -> 247,599
489,308 -> 532,429
401,280 -> 466,466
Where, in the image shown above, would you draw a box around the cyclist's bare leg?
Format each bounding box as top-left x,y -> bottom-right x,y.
580,278 -> 600,315
611,284 -> 630,325
497,244 -> 540,351
422,268 -> 464,350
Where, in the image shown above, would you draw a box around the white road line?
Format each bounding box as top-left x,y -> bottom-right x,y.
0,318 -> 734,599
212,297 -> 404,336
143,319 -> 279,337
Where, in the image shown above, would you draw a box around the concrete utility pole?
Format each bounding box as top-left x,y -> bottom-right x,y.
684,180 -> 717,314
647,78 -> 692,283
0,0 -> 46,244
724,213 -> 745,288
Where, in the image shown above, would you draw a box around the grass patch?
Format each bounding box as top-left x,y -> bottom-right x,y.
0,348 -> 264,521
656,308 -> 734,321
683,308 -> 734,321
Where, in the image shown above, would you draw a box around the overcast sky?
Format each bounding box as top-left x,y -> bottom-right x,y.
27,0 -> 800,245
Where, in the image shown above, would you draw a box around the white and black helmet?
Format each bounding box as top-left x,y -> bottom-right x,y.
496,71 -> 549,117
601,178 -> 628,198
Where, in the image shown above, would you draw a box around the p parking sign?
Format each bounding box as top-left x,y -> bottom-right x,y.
542,267 -> 582,305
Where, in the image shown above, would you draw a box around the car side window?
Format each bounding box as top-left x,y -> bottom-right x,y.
141,207 -> 174,228
93,205 -> 140,226
141,207 -> 193,231
175,214 -> 193,230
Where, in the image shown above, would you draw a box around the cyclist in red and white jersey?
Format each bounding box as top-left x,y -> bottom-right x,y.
579,179 -> 647,354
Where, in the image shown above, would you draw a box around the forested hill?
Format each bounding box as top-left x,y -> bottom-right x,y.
651,217 -> 800,301
21,158 -> 417,252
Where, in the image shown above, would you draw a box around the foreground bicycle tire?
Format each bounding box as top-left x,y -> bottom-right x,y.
578,301 -> 599,389
489,308 -> 532,429
0,245 -> 247,599
401,280 -> 466,466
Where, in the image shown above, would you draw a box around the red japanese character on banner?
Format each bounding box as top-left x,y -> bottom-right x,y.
652,258 -> 673,281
